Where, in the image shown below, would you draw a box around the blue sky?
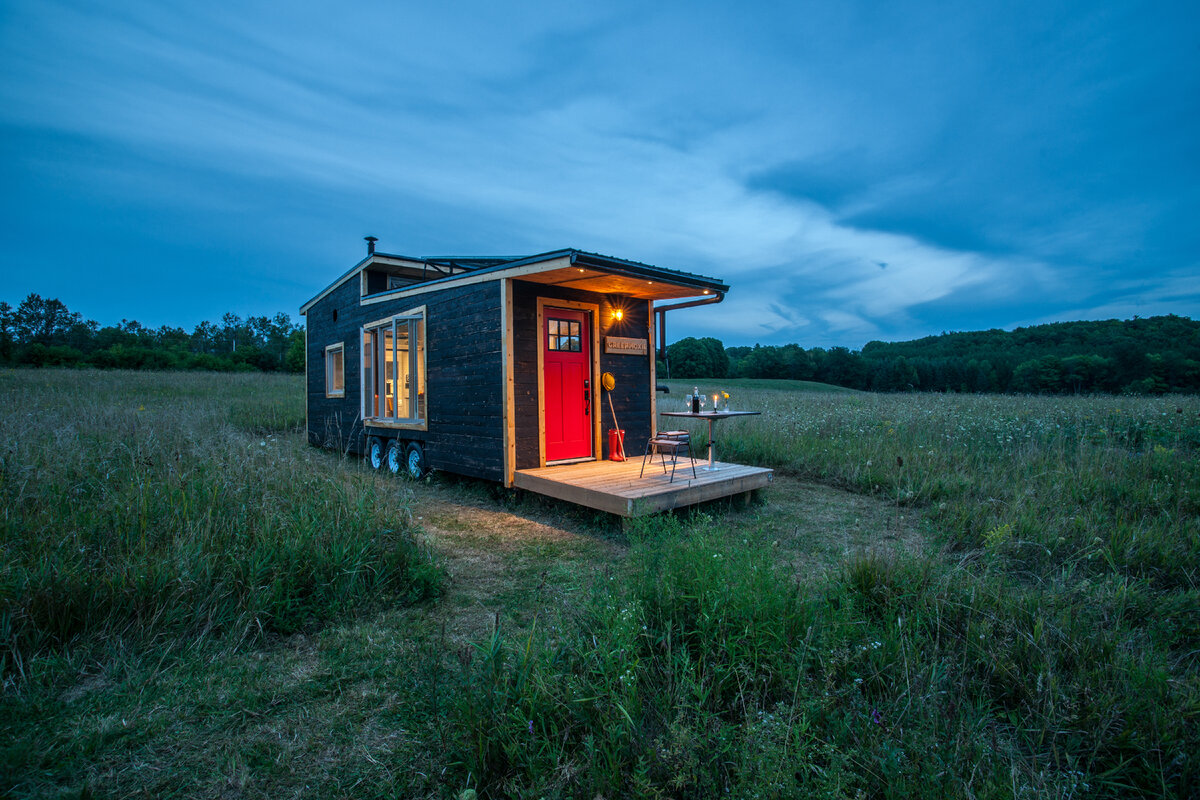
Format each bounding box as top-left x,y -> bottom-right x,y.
2,0 -> 1197,347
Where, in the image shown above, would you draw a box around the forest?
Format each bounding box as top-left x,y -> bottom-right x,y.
0,293 -> 304,372
666,314 -> 1200,394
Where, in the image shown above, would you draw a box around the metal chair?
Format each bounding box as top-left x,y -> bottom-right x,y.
640,430 -> 697,482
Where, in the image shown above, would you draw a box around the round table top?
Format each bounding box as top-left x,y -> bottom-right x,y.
660,410 -> 761,419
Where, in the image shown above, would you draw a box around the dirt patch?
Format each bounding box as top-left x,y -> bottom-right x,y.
744,477 -> 929,577
405,479 -> 624,644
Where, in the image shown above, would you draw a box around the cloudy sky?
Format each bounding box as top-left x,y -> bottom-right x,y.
2,0 -> 1197,347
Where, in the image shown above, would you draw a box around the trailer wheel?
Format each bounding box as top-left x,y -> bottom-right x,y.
385,440 -> 403,475
367,437 -> 385,470
404,442 -> 427,480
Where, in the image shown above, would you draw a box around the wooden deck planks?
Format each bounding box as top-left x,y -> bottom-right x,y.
513,458 -> 774,517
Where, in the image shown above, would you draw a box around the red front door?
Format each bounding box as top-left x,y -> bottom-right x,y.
543,308 -> 592,462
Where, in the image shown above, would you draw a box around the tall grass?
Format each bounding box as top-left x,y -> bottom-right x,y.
0,369 -> 440,679
672,383 -> 1199,587
453,521 -> 1197,798
449,386 -> 1199,798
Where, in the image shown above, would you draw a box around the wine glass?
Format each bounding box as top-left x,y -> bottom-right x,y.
698,393 -> 706,411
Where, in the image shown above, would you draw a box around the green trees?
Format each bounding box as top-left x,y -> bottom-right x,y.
1,293 -> 305,373
666,337 -> 727,378
673,316 -> 1199,395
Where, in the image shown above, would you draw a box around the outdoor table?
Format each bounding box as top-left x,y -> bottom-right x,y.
659,410 -> 761,471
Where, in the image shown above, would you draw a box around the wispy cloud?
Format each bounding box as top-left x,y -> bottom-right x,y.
1,0 -> 1196,341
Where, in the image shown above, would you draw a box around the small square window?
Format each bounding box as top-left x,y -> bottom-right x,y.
547,318 -> 582,353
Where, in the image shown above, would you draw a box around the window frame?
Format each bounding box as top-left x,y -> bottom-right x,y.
324,342 -> 345,398
546,317 -> 582,352
361,306 -> 427,429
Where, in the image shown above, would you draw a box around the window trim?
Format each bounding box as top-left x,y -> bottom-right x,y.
324,342 -> 345,398
361,305 -> 427,430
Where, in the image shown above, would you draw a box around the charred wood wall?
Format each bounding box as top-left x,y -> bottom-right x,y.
305,279 -> 504,481
306,272 -> 654,482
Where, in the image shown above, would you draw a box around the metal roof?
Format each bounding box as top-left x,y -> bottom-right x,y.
300,248 -> 728,315
408,249 -> 728,290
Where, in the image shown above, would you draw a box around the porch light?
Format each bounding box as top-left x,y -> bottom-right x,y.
613,309 -> 624,321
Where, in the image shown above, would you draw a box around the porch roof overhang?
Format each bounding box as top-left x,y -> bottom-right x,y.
300,248 -> 729,315
492,250 -> 729,301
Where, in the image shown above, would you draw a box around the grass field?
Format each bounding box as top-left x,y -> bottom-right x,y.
2,369 -> 1196,798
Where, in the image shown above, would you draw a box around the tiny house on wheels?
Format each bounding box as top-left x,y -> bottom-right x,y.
300,240 -> 773,517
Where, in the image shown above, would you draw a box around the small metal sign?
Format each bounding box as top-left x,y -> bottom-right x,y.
605,336 -> 648,356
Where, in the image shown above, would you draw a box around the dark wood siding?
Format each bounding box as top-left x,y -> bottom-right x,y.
306,272 -> 654,483
306,279 -> 504,482
512,281 -> 653,470
420,281 -> 504,480
306,278 -> 365,453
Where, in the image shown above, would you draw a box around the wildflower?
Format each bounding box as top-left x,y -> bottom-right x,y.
871,708 -> 882,725
527,720 -> 534,735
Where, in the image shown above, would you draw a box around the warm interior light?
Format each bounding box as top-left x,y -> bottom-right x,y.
613,309 -> 624,321
702,290 -> 710,294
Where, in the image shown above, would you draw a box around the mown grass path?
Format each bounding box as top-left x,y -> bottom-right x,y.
404,471 -> 926,651
387,472 -> 935,798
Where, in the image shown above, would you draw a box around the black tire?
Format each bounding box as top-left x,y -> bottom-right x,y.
385,440 -> 404,475
367,437 -> 385,470
404,441 -> 427,480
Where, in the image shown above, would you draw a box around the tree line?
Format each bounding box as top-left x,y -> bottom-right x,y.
0,294 -> 305,372
6,293 -> 1197,393
665,315 -> 1200,394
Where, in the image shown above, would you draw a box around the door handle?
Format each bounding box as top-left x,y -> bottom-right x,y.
584,379 -> 591,416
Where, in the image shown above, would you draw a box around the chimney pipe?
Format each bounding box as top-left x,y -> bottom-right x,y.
364,236 -> 378,256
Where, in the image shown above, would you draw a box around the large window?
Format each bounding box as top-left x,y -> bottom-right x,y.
324,343 -> 345,397
362,309 -> 426,424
